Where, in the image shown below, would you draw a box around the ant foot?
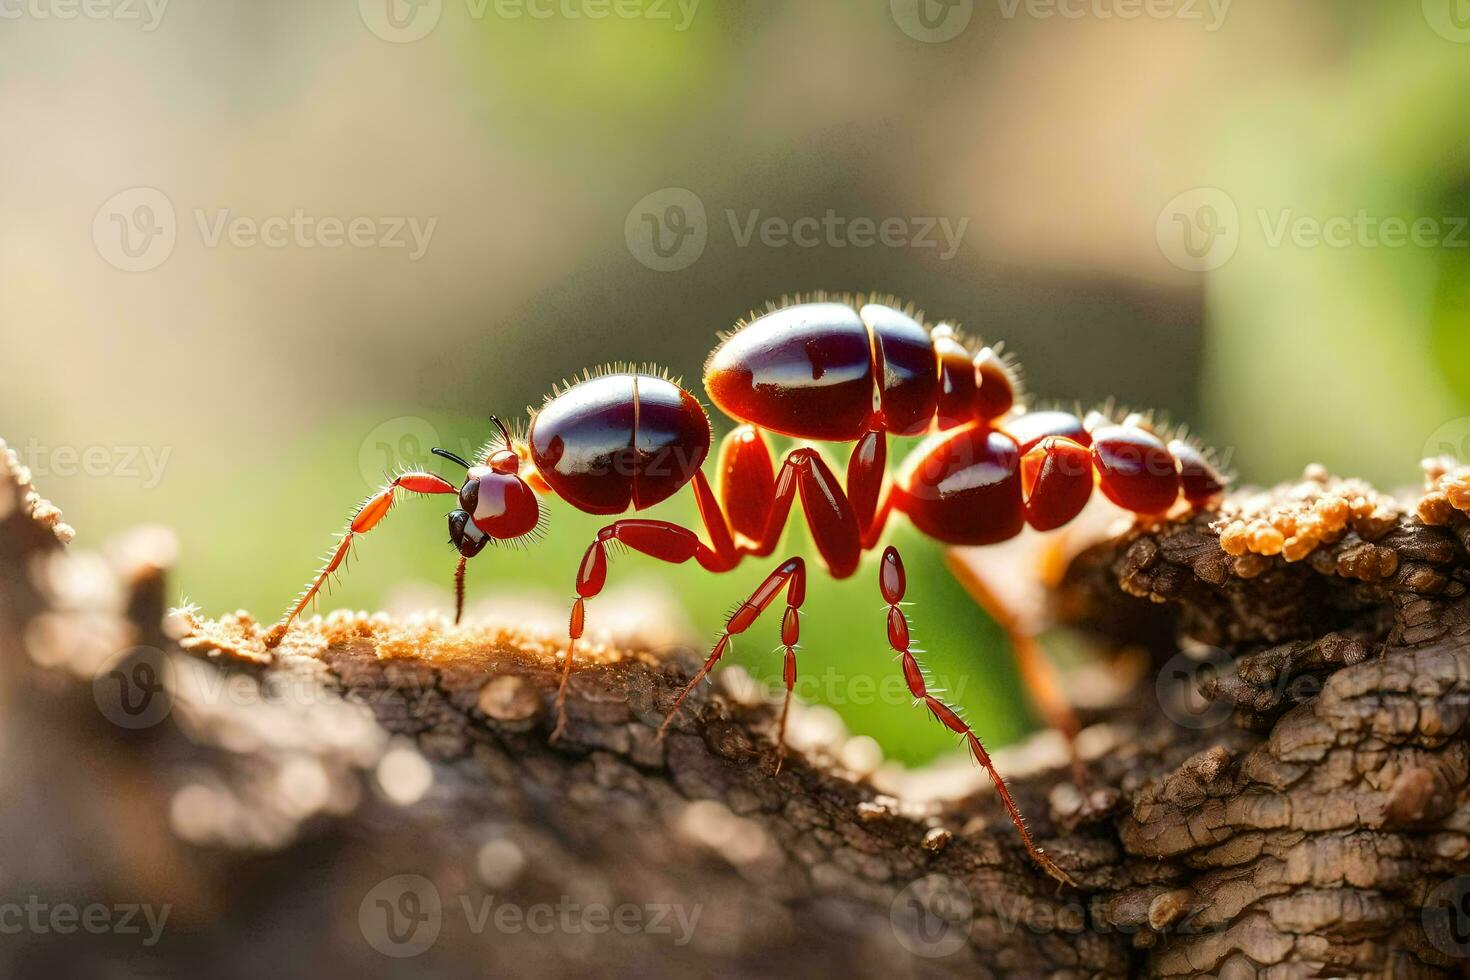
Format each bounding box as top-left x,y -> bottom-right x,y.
549,705 -> 569,743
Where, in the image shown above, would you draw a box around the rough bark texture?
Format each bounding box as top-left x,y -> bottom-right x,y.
4,436 -> 1470,979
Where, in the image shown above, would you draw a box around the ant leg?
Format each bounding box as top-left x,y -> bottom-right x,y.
755,448 -> 861,578
556,518 -> 731,739
715,425 -> 775,552
1020,436 -> 1094,533
847,428 -> 888,550
689,469 -> 738,568
945,551 -> 1083,786
264,471 -> 459,648
880,545 -> 1073,886
1009,433 -> 1095,779
656,558 -> 806,763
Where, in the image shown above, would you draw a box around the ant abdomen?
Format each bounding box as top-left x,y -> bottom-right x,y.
892,403 -> 1225,545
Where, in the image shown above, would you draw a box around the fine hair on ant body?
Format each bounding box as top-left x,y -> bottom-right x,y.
265,293 -> 1227,884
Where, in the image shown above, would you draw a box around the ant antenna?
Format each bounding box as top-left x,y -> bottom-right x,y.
432,447 -> 472,470
489,415 -> 513,452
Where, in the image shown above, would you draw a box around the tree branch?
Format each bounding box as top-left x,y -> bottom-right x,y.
4,436 -> 1470,978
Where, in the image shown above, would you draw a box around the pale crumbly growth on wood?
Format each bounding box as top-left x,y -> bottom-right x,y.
176,605 -> 651,673
1211,463 -> 1401,573
1418,456 -> 1470,526
0,437 -> 74,545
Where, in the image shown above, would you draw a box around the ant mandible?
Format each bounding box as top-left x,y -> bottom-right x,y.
264,293 -> 1226,885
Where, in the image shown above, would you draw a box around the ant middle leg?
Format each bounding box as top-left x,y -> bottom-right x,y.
847,428 -> 889,550
555,490 -> 736,739
879,545 -> 1072,886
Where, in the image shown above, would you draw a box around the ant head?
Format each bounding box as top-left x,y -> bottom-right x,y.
436,417 -> 544,557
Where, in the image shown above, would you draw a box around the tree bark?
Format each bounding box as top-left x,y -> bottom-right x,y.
2,437 -> 1468,979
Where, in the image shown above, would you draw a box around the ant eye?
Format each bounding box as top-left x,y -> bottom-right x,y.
459,478 -> 479,512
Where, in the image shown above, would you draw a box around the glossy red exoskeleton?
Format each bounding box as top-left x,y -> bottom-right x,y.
265,294 -> 1227,885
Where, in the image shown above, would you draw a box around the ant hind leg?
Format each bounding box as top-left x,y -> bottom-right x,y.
879,545 -> 1073,886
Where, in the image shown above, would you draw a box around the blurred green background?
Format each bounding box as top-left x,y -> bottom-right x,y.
3,0 -> 1468,764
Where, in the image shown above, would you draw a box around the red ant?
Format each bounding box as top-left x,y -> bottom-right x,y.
265,294 -> 1225,884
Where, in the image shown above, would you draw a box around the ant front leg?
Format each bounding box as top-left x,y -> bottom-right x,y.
879,545 -> 1073,886
656,557 -> 807,771
556,493 -> 734,740
264,471 -> 459,649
